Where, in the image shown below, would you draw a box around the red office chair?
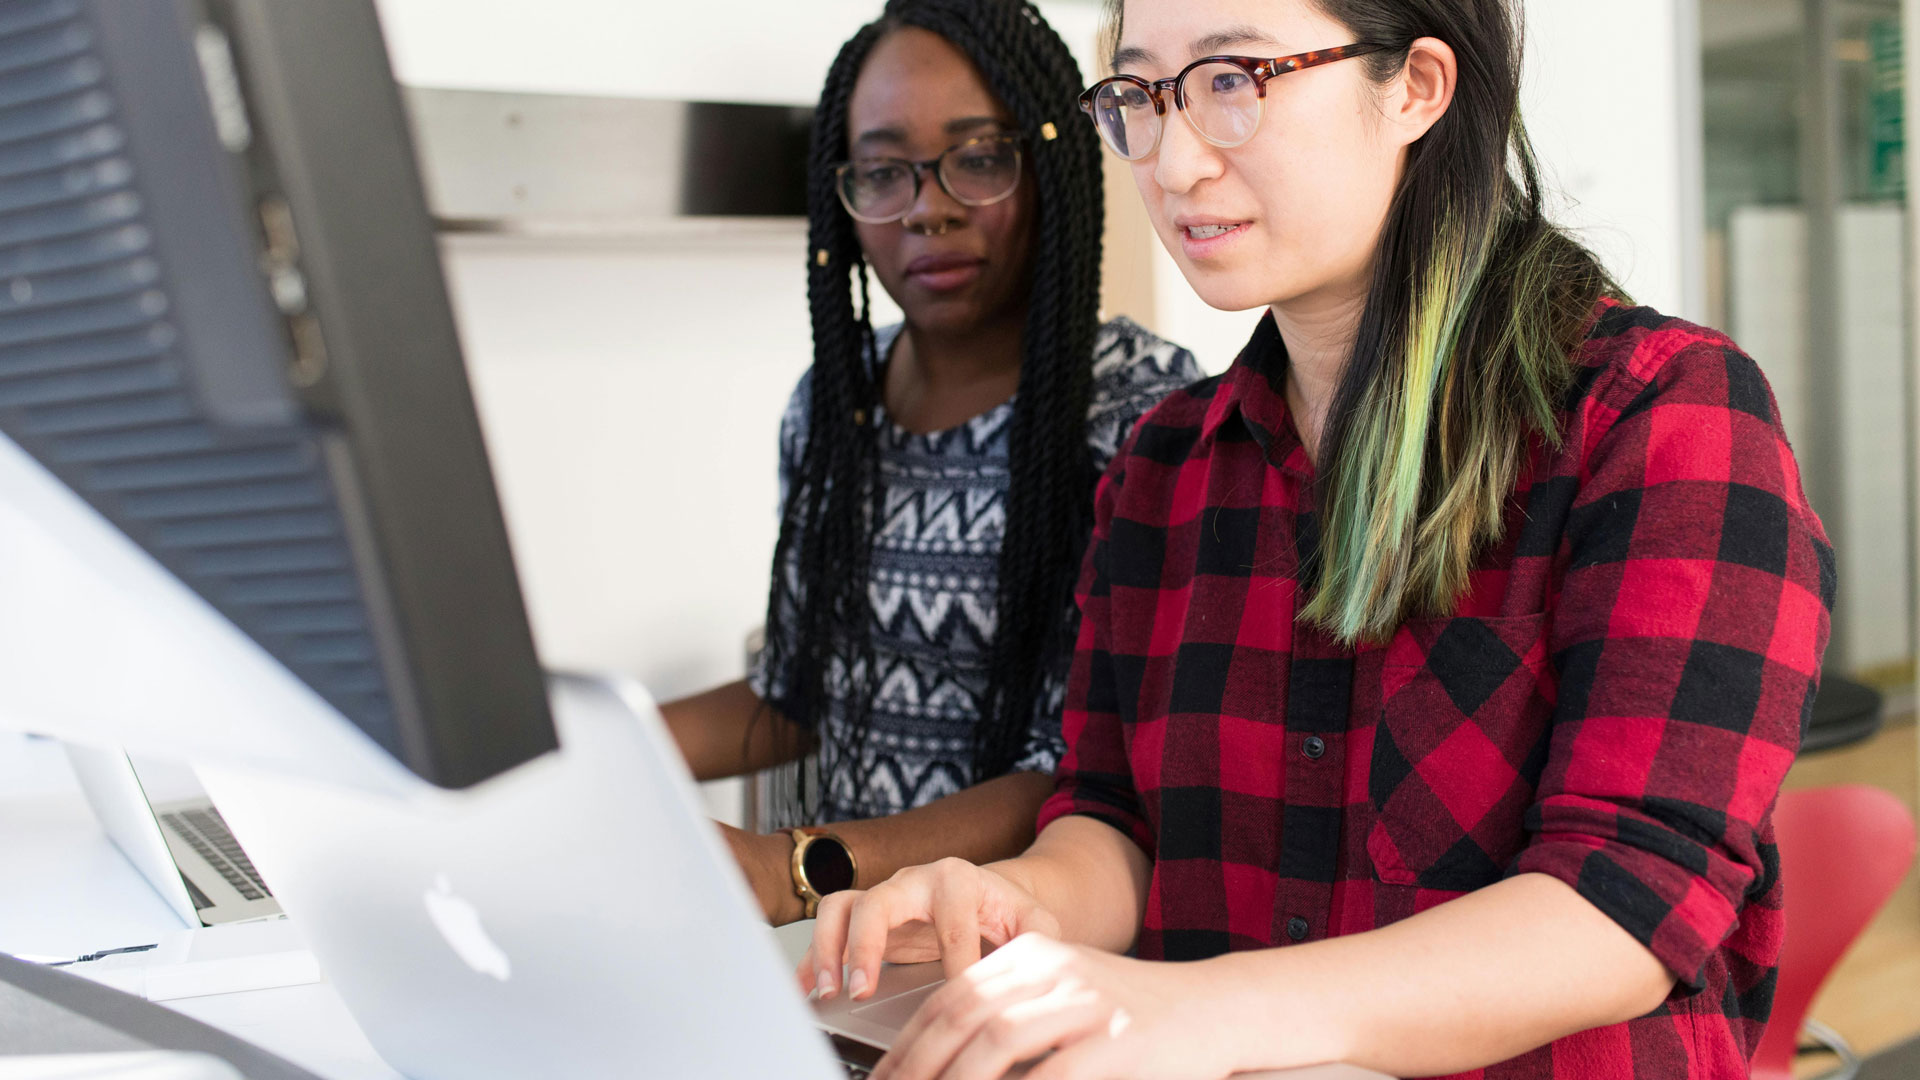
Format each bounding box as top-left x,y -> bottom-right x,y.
1751,784 -> 1917,1080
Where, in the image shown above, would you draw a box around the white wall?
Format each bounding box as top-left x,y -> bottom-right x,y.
441,229 -> 808,696
373,0 -> 1102,106
1522,0 -> 1703,320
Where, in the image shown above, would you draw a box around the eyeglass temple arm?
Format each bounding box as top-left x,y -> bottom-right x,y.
1271,41 -> 1394,75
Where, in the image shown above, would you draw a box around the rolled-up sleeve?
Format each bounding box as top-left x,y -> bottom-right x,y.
1510,339 -> 1834,988
1037,448 -> 1155,855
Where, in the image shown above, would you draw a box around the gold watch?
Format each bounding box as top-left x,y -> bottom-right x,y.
785,827 -> 857,919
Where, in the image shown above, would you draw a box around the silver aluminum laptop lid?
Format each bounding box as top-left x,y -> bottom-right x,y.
64,742 -> 201,929
195,673 -> 845,1080
65,744 -> 282,928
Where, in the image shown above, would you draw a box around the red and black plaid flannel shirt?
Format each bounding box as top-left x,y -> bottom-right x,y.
1035,301 -> 1835,1079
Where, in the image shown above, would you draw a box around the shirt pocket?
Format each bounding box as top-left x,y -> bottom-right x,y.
1365,612 -> 1555,892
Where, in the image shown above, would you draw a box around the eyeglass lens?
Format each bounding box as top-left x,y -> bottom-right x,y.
838,137 -> 1022,223
1088,63 -> 1264,160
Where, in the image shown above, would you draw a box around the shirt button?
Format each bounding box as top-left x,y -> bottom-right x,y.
1302,736 -> 1326,760
1286,917 -> 1310,941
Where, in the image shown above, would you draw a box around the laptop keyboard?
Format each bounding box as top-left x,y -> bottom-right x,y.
161,807 -> 273,901
829,1033 -> 882,1078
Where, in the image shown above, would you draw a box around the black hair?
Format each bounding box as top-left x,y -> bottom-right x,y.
758,0 -> 1106,817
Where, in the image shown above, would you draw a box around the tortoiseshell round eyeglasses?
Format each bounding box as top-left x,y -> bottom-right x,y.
1078,43 -> 1392,161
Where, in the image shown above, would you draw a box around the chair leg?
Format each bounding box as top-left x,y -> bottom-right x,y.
1800,1018 -> 1861,1080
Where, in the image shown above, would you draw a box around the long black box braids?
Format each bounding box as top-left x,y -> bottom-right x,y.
760,0 -> 1104,815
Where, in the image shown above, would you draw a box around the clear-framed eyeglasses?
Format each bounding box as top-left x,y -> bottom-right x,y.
832,132 -> 1025,225
1078,43 -> 1391,161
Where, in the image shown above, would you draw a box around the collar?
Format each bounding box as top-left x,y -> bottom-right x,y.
1199,295 -> 1632,479
1200,311 -> 1314,478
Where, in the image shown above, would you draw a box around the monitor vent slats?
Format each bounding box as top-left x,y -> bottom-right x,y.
0,2 -> 83,44
89,446 -> 311,491
0,11 -> 400,753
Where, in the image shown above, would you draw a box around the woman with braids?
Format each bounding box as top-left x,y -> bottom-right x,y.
805,1 -> 1833,1078
661,0 -> 1198,928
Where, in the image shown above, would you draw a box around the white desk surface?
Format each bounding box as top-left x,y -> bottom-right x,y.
0,731 -> 402,1080
0,734 -> 188,960
1,731 -> 1385,1080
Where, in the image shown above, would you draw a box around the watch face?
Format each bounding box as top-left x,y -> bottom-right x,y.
802,835 -> 856,896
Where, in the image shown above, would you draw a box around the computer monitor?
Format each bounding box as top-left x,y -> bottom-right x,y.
0,0 -> 552,789
0,9 -> 935,1078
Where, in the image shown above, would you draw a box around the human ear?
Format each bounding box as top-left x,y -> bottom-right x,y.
1385,36 -> 1457,147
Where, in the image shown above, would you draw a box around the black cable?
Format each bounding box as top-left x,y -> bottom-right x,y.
47,943 -> 158,967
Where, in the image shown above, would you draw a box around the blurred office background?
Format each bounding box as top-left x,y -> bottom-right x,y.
370,0 -> 1920,1063
1697,0 -> 1920,1067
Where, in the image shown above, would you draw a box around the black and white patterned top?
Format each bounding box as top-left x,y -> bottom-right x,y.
749,317 -> 1200,823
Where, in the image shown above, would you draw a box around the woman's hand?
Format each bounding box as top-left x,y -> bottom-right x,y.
869,933 -> 1243,1080
799,857 -> 1062,999
717,822 -> 804,925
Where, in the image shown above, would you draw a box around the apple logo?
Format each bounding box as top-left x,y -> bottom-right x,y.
423,874 -> 511,982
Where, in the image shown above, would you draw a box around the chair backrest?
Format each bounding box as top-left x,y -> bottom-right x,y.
1750,784 -> 1917,1079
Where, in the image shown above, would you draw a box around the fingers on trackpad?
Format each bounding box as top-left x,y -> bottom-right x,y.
848,981 -> 942,1028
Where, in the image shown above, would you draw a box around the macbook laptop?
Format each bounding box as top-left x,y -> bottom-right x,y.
193,673 -> 921,1079
64,743 -> 281,930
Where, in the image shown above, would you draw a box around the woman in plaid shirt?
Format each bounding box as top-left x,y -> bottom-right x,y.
803,1 -> 1833,1078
